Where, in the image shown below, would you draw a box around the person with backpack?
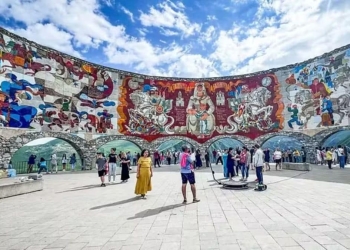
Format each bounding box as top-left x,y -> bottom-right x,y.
179,145 -> 200,204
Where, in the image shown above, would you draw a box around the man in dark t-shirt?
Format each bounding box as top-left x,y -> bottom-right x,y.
96,153 -> 107,187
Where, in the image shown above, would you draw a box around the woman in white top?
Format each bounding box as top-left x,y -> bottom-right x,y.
273,148 -> 282,171
316,148 -> 322,165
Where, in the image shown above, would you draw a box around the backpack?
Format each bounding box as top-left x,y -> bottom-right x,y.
180,153 -> 189,168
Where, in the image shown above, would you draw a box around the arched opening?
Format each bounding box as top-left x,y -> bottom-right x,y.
322,130 -> 350,148
11,137 -> 83,174
208,138 -> 243,152
97,140 -> 142,166
156,139 -> 195,165
261,135 -> 304,151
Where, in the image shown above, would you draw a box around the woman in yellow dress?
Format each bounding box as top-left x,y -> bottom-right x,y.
135,149 -> 153,199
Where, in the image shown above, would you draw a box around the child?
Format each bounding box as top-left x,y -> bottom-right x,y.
96,153 -> 107,187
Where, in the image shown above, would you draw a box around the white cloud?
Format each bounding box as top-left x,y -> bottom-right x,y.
211,0 -> 350,75
207,15 -> 217,21
120,6 -> 135,22
0,0 -> 349,79
7,23 -> 82,58
139,0 -> 201,37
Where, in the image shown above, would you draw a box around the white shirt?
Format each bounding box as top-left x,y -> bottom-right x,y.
253,149 -> 264,167
338,148 -> 344,155
190,153 -> 196,161
217,151 -> 222,157
273,151 -> 282,160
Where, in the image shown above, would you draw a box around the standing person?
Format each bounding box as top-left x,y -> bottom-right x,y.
316,147 -> 322,165
133,152 -> 137,166
212,149 -> 217,163
250,147 -> 255,170
301,146 -> 307,163
216,150 -> 223,165
153,150 -> 161,168
51,153 -> 58,174
61,154 -> 67,171
120,152 -> 130,182
107,148 -> 118,184
338,145 -> 345,169
222,149 -> 228,178
69,153 -> 76,171
27,154 -> 36,173
253,144 -> 264,185
273,148 -> 282,171
343,145 -> 348,165
204,150 -> 210,168
96,152 -> 107,187
227,148 -> 235,181
179,145 -> 200,204
240,147 -> 249,181
264,148 -> 271,171
326,147 -> 333,169
38,157 -> 48,174
287,149 -> 293,163
135,149 -> 153,199
234,148 -> 241,176
195,149 -> 202,169
166,150 -> 171,165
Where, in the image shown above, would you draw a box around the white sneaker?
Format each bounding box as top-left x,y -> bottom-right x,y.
239,178 -> 244,181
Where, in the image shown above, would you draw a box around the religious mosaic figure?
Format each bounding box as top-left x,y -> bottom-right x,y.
186,82 -> 215,137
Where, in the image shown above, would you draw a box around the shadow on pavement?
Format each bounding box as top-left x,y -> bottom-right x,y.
90,197 -> 139,210
127,203 -> 187,220
57,184 -> 103,193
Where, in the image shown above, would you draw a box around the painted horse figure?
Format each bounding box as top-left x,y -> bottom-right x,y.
294,89 -> 350,128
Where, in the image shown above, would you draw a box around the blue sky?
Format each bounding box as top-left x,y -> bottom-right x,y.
0,0 -> 349,77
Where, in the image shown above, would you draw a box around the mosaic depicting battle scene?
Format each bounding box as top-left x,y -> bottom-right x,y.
118,75 -> 284,142
0,32 -> 118,134
284,48 -> 350,130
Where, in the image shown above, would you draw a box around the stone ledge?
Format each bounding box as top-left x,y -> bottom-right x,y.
0,179 -> 43,199
282,163 -> 312,171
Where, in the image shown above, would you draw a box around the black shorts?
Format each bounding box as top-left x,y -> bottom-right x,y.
98,170 -> 106,177
275,159 -> 281,164
181,172 -> 195,184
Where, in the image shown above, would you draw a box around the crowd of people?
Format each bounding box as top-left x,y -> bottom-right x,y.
27,153 -> 77,174
316,145 -> 348,169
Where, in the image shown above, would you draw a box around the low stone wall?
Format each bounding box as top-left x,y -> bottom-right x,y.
282,163 -> 312,171
0,179 -> 43,199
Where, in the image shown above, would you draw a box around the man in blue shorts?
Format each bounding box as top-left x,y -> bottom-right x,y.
179,145 -> 200,204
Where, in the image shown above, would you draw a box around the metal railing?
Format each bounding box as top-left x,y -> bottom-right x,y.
10,159 -> 84,174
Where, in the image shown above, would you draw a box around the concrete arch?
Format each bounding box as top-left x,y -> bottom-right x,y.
89,135 -> 149,151
312,126 -> 350,147
202,135 -> 251,149
257,132 -> 316,163
7,132 -> 88,166
152,136 -> 200,151
256,132 -> 312,147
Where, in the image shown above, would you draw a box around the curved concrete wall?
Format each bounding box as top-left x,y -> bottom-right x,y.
0,27 -> 350,144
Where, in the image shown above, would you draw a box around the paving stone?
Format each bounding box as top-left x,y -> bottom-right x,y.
1,170 -> 350,250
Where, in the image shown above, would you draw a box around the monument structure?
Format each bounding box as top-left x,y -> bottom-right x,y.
0,27 -> 350,166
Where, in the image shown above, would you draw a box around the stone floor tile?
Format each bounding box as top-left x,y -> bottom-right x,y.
102,241 -> 124,250
160,242 -> 180,250
312,235 -> 337,245
336,239 -> 350,248
63,242 -> 88,250
26,245 -> 48,250
120,245 -> 141,250
298,241 -> 326,250
324,244 -> 348,250
275,237 -> 299,247
218,244 -> 240,250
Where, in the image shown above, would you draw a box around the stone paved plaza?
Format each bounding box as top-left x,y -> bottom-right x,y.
1,166 -> 350,250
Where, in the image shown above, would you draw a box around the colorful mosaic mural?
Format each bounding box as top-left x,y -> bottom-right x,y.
0,32 -> 119,134
1,27 -> 350,144
118,75 -> 284,142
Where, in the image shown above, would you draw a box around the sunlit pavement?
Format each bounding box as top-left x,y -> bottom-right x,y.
1,166 -> 350,250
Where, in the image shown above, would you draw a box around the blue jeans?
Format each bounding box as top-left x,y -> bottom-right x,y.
255,166 -> 263,184
38,166 -> 47,174
241,164 -> 249,178
288,117 -> 303,128
339,155 -> 345,168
